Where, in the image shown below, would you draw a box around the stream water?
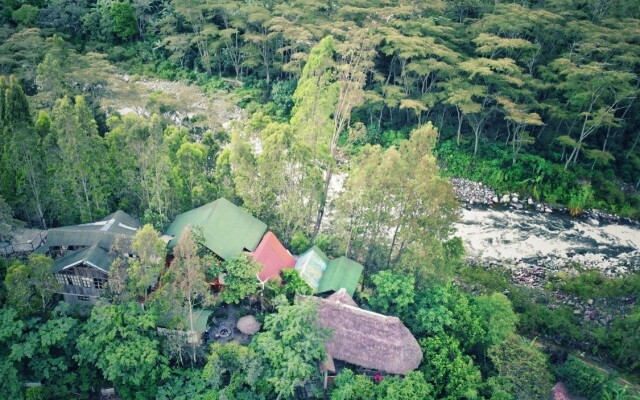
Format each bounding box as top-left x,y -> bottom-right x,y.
454,207 -> 640,276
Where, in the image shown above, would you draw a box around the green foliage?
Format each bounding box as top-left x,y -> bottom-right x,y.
331,369 -> 435,400
156,368 -> 209,400
0,196 -> 15,242
4,263 -> 34,317
313,233 -> 345,258
0,304 -> 99,399
556,355 -> 612,400
473,293 -> 518,352
25,386 -> 47,400
331,369 -> 376,400
369,270 -> 415,318
270,79 -> 297,119
214,254 -> 261,304
568,184 -> 594,216
420,334 -> 482,400
337,124 -> 458,282
202,341 -> 267,398
558,271 -> 640,300
11,4 -> 39,26
3,255 -> 60,316
279,269 -> 313,301
252,296 -> 328,399
488,335 -> 554,400
411,283 -> 483,351
76,302 -> 170,399
288,231 -> 311,255
376,371 -> 435,400
109,2 -> 137,40
609,305 -> 640,373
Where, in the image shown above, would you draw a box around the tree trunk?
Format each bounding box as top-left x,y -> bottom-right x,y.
564,146 -> 578,170
626,132 -> 639,160
312,166 -> 333,239
456,107 -> 463,145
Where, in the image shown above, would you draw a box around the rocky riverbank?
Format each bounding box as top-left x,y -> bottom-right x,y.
449,177 -> 636,226
464,262 -> 636,327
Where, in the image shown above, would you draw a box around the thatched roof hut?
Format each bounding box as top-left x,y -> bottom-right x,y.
310,289 -> 423,375
237,315 -> 261,335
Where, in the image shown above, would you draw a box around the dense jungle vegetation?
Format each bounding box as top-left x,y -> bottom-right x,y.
0,0 -> 639,399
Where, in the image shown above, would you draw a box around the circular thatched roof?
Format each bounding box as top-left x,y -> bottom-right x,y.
236,315 -> 260,335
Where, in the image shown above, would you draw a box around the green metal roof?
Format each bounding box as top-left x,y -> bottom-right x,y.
165,198 -> 267,260
294,246 -> 329,291
317,256 -> 363,296
52,245 -> 116,273
192,309 -> 213,333
46,210 -> 141,252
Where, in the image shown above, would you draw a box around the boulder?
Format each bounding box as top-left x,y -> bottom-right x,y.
236,315 -> 261,335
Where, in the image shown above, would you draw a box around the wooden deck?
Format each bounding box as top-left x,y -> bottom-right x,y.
0,229 -> 47,258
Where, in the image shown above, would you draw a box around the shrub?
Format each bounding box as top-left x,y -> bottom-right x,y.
288,231 -> 310,255
555,356 -> 612,400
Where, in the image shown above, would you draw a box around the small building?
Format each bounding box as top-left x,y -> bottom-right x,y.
165,198 -> 267,260
41,210 -> 141,258
308,290 -> 423,386
45,211 -> 142,304
294,247 -> 363,296
53,245 -> 115,304
157,308 -> 213,345
294,246 -> 329,291
252,231 -> 296,282
318,257 -> 363,296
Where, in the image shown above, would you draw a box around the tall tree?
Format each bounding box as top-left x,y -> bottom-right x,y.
312,29 -> 377,236
27,254 -> 60,313
1,76 -> 50,228
168,227 -> 214,363
51,96 -> 108,222
336,123 -> 458,280
544,58 -> 636,169
129,224 -> 166,306
290,36 -> 339,236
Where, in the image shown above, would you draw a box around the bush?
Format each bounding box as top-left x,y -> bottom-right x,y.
555,356 -> 612,400
314,233 -> 345,258
25,386 -> 48,400
288,231 -> 310,255
559,271 -> 640,300
270,79 -> 296,118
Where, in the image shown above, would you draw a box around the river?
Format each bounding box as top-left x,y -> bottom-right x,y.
454,207 -> 640,277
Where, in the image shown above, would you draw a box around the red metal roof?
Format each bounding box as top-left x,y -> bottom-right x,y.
252,232 -> 296,281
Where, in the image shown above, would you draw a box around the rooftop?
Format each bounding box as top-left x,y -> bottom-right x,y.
52,245 -> 116,273
294,246 -> 329,291
252,231 -> 296,282
43,210 -> 141,253
165,198 -> 267,260
317,256 -> 363,296
309,290 -> 423,375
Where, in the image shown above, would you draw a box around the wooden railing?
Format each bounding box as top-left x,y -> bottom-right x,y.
0,231 -> 47,258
